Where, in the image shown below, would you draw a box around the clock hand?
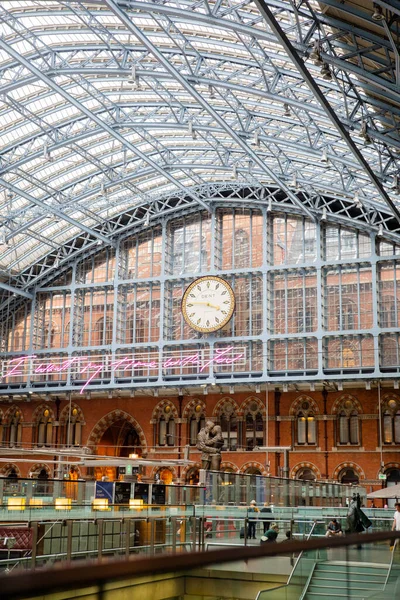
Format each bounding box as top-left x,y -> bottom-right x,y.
192,301 -> 220,310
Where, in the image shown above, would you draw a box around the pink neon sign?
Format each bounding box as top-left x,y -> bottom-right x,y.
1,346 -> 246,393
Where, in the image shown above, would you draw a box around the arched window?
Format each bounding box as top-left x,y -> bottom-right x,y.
218,401 -> 238,451
343,347 -> 356,368
135,317 -> 146,343
63,407 -> 82,447
339,300 -> 355,330
13,331 -> 20,352
381,296 -> 397,328
383,399 -> 400,444
338,411 -> 359,445
94,317 -> 112,345
243,400 -> 264,450
235,229 -> 250,268
296,411 -> 316,445
156,405 -> 175,447
296,467 -> 316,481
63,321 -> 70,347
7,410 -> 22,447
44,322 -> 56,348
35,408 -> 53,447
381,336 -> 398,367
339,467 -> 359,484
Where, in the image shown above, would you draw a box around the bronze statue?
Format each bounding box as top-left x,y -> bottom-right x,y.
197,421 -> 224,471
346,493 -> 372,534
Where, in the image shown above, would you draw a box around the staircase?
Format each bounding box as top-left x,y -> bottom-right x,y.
304,561 -> 387,599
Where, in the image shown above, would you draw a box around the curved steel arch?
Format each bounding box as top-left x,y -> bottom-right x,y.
1,0 -> 400,301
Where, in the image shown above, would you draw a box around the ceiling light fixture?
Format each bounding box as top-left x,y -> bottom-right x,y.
267,198 -> 272,213
309,41 -> 323,66
283,102 -> 291,117
391,174 -> 400,194
372,3 -> 384,21
128,65 -> 138,85
321,207 -> 327,222
254,129 -> 260,147
354,191 -> 362,209
208,84 -> 216,99
360,121 -> 372,145
229,385 -> 234,395
320,63 -> 332,81
232,164 -> 238,179
321,148 -> 328,163
378,224 -> 384,237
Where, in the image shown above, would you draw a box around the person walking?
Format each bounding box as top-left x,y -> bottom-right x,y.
247,500 -> 259,539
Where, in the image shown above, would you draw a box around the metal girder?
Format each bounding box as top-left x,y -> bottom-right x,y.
0,35 -> 210,215
0,178 -> 113,247
103,0 -> 315,222
253,0 -> 400,226
0,282 -> 32,300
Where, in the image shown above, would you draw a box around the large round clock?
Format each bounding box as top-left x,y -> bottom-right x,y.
181,276 -> 235,333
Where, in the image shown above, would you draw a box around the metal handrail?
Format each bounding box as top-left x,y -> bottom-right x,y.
254,520 -> 323,599
299,561 -> 317,600
384,537 -> 398,588
287,520 -> 322,585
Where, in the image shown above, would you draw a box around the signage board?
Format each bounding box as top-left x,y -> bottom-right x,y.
95,481 -> 114,502
1,346 -> 246,393
115,482 -> 131,505
378,473 -> 387,480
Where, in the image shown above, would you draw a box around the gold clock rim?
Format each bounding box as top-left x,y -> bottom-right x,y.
181,276 -> 236,333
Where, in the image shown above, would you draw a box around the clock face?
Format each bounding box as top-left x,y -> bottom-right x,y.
181,276 -> 235,333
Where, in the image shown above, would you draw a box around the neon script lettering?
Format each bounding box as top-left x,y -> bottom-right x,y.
1,347 -> 245,394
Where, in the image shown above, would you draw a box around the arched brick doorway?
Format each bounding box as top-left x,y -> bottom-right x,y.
87,410 -> 147,481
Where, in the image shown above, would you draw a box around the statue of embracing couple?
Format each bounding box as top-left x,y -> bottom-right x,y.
196,420 -> 224,471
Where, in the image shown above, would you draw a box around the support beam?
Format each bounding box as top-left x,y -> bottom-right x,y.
0,34 -> 210,214
0,281 -> 33,299
104,0 -> 316,222
0,178 -> 113,247
253,0 -> 400,226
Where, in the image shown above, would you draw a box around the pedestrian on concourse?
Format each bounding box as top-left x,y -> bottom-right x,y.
247,499 -> 259,539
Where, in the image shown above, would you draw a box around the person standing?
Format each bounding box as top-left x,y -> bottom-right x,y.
392,502 -> 400,533
260,502 -> 272,534
248,500 -> 259,539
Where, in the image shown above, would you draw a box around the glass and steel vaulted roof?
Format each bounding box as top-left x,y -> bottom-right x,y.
1,0 -> 400,295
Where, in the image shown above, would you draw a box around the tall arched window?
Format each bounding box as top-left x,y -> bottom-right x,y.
218,401 -> 238,451
94,317 -> 112,345
339,300 -> 355,330
64,407 -> 82,447
235,229 -> 250,268
243,400 -> 264,450
338,410 -> 359,445
35,408 -> 53,447
156,405 -> 176,447
44,322 -> 56,348
296,411 -> 316,445
7,410 -> 22,447
383,398 -> 400,444
381,297 -> 397,328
